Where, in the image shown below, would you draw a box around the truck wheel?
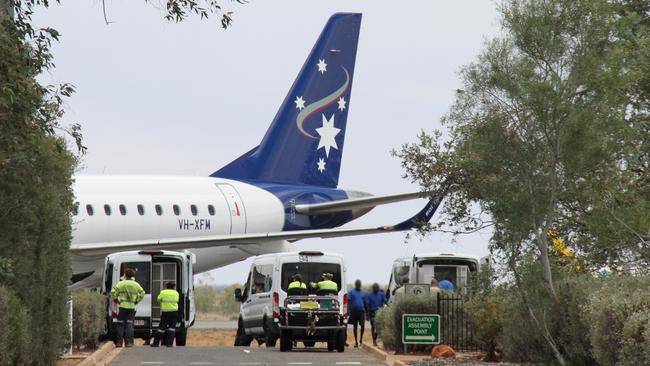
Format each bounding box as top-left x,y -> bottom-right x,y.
234,319 -> 253,347
175,328 -> 187,346
303,341 -> 315,347
336,330 -> 345,353
279,330 -> 293,352
264,318 -> 277,348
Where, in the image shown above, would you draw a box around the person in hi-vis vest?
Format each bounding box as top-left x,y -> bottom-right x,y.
152,282 -> 180,347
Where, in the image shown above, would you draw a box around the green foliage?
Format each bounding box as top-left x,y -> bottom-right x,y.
376,294 -> 438,351
0,287 -> 30,366
583,276 -> 650,366
72,291 -> 106,350
194,284 -> 242,320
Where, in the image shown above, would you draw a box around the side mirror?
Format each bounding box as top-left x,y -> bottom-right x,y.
234,288 -> 242,302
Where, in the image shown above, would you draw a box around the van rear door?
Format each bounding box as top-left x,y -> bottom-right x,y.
117,256 -> 153,329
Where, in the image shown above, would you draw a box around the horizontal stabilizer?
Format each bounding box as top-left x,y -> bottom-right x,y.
70,193 -> 444,256
295,191 -> 427,215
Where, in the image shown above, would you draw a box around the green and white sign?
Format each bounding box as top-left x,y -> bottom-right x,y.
402,314 -> 440,344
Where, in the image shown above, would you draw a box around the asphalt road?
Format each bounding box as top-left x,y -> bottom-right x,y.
108,346 -> 386,366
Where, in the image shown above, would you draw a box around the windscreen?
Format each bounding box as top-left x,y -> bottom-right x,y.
281,262 -> 341,292
392,261 -> 410,286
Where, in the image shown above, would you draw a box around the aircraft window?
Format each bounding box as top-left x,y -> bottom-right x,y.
86,204 -> 94,216
71,203 -> 79,216
155,204 -> 163,216
208,205 -> 215,216
104,204 -> 112,216
173,204 -> 180,216
191,204 -> 198,216
137,204 -> 145,216
119,204 -> 127,216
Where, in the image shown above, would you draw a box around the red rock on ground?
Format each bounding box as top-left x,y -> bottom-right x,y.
431,344 -> 456,358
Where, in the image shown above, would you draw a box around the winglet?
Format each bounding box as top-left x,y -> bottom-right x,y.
388,191 -> 445,231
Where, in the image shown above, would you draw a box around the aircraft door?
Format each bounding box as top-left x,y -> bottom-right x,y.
216,183 -> 247,234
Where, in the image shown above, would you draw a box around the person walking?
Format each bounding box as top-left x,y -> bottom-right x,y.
348,279 -> 367,347
366,283 -> 387,346
111,268 -> 145,347
152,282 -> 180,347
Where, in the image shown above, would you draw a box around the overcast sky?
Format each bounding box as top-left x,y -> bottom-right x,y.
35,1 -> 500,286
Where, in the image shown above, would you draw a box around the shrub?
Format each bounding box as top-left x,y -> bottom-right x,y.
583,276 -> 650,366
0,286 -> 30,366
376,293 -> 438,351
72,290 -> 106,350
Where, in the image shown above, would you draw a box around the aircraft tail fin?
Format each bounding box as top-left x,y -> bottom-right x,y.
212,13 -> 362,188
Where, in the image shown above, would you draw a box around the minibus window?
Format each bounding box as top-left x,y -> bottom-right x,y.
120,262 -> 151,293
281,262 -> 342,292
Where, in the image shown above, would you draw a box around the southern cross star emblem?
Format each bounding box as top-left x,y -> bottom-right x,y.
316,113 -> 340,158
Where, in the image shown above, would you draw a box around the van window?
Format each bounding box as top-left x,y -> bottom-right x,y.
208,205 -> 215,216
86,204 -> 94,216
104,204 -> 112,216
104,263 -> 113,294
392,261 -> 410,286
251,264 -> 273,294
281,262 -> 342,292
120,262 -> 151,293
119,204 -> 127,216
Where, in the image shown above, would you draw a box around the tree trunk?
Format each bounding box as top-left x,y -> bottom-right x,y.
535,226 -> 561,304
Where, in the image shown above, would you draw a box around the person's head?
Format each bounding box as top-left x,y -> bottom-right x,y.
322,273 -> 334,281
354,279 -> 362,290
430,278 -> 438,287
292,273 -> 303,282
165,282 -> 176,290
125,268 -> 135,279
372,283 -> 380,292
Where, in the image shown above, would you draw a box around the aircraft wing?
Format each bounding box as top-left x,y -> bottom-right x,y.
295,191 -> 427,215
70,194 -> 443,256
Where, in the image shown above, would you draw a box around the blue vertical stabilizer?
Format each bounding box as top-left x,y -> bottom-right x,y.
212,13 -> 362,188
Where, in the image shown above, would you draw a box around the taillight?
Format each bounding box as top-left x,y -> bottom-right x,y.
272,292 -> 280,318
343,293 -> 348,318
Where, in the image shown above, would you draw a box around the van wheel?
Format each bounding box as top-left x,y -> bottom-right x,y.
175,328 -> 187,346
303,341 -> 315,347
234,319 -> 253,347
279,330 -> 292,352
336,330 -> 345,353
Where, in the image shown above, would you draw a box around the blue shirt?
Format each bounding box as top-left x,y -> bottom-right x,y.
348,288 -> 367,312
438,280 -> 454,291
366,291 -> 386,312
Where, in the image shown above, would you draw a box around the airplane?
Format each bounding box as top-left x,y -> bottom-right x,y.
69,13 -> 444,288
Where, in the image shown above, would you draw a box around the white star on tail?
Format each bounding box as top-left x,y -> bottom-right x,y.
317,158 -> 326,173
316,114 -> 340,158
317,59 -> 327,74
294,96 -> 306,110
337,96 -> 347,111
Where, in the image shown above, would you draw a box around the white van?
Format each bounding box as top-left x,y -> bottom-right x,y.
101,250 -> 196,345
234,251 -> 347,351
387,252 -> 485,298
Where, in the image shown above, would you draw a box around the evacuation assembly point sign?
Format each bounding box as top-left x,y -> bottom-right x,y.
402,314 -> 440,344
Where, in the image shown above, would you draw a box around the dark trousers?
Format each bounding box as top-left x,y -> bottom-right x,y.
153,311 -> 178,347
115,308 -> 136,346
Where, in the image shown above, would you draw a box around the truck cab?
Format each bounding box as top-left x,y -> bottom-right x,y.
388,252 -> 483,298
101,250 -> 196,345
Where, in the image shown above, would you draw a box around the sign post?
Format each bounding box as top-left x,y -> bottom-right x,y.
402,314 -> 440,345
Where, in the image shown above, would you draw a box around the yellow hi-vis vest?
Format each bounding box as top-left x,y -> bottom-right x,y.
157,289 -> 180,312
111,279 -> 145,310
288,281 -> 307,289
314,280 -> 338,291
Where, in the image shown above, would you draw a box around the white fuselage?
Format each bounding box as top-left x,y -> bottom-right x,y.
71,175 -> 293,281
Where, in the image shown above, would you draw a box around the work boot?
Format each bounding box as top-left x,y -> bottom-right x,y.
125,343 -> 134,348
